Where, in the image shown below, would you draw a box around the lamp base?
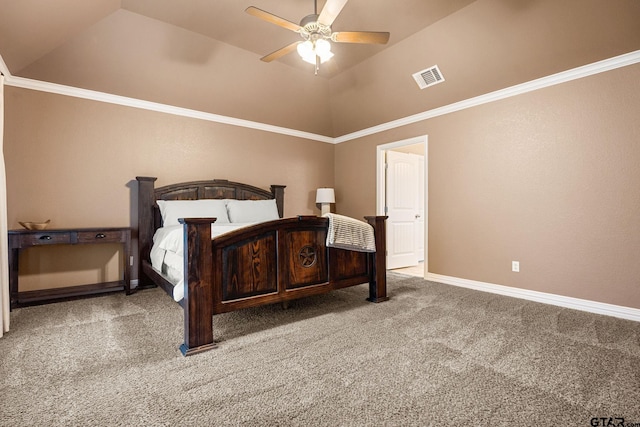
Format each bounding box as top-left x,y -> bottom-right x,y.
320,204 -> 331,216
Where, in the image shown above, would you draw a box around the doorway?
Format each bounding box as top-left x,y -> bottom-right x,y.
376,136 -> 428,278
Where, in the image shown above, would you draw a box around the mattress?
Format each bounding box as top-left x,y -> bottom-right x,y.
150,223 -> 256,302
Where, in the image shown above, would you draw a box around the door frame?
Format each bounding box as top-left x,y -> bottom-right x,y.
376,135 -> 428,277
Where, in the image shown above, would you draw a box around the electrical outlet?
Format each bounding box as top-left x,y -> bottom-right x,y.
512,261 -> 520,272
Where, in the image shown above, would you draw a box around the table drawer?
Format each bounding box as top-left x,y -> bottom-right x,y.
21,232 -> 72,246
77,230 -> 125,244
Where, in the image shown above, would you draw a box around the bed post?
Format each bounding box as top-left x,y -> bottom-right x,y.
365,216 -> 389,303
270,185 -> 286,218
179,218 -> 217,356
136,176 -> 157,288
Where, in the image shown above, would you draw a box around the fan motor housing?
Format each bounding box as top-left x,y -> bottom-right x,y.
299,14 -> 332,42
300,14 -> 319,27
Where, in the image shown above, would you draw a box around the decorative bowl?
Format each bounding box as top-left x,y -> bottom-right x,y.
19,220 -> 51,230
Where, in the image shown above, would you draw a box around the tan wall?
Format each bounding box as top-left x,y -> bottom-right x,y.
4,87 -> 334,290
5,58 -> 640,309
336,63 -> 640,309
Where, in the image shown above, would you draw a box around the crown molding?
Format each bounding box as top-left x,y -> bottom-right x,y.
0,54 -> 10,77
2,50 -> 639,145
2,73 -> 334,144
334,49 -> 640,143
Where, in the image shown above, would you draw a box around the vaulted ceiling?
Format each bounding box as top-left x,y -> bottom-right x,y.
1,0 -> 475,76
2,0 -> 640,137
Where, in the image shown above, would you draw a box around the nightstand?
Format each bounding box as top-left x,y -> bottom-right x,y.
8,227 -> 132,309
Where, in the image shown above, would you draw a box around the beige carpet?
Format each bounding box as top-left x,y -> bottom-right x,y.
1,273 -> 639,426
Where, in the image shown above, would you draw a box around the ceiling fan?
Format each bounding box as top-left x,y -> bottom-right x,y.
245,0 -> 390,74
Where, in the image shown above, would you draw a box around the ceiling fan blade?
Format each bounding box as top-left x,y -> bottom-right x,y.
260,41 -> 301,62
245,6 -> 301,32
332,31 -> 390,44
317,0 -> 349,27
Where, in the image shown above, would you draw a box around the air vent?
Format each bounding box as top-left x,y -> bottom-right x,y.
412,65 -> 445,90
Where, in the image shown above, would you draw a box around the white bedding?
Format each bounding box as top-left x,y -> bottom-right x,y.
150,223 -> 256,302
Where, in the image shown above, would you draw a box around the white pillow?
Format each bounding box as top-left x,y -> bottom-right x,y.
157,199 -> 230,226
226,199 -> 280,223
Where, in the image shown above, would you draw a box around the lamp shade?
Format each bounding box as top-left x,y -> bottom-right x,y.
315,188 -> 335,204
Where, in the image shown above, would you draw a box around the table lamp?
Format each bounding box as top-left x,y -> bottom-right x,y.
315,188 -> 335,215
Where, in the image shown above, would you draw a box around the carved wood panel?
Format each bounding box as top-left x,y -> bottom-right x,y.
284,229 -> 328,289
159,187 -> 199,200
202,186 -> 237,199
221,232 -> 277,301
330,248 -> 369,280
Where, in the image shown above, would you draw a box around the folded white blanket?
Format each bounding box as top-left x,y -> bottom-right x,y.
323,213 -> 376,253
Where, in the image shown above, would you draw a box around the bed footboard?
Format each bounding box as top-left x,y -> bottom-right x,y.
179,215 -> 388,356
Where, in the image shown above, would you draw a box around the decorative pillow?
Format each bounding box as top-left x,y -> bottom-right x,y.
226,199 -> 280,223
157,199 -> 230,226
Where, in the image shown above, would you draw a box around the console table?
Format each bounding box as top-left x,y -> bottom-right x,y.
8,227 -> 131,309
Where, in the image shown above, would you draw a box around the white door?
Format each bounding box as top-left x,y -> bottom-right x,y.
385,151 -> 420,269
416,158 -> 425,262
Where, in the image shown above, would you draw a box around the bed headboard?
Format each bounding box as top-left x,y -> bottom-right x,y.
135,177 -> 285,284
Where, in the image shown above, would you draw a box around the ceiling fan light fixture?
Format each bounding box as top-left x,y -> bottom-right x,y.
297,40 -> 315,63
315,39 -> 331,55
297,39 -> 333,64
246,0 -> 390,72
319,50 -> 334,63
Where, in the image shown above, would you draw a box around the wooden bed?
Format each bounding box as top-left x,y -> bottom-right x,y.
136,177 -> 388,356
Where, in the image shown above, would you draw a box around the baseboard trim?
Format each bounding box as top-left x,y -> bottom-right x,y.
425,272 -> 640,322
